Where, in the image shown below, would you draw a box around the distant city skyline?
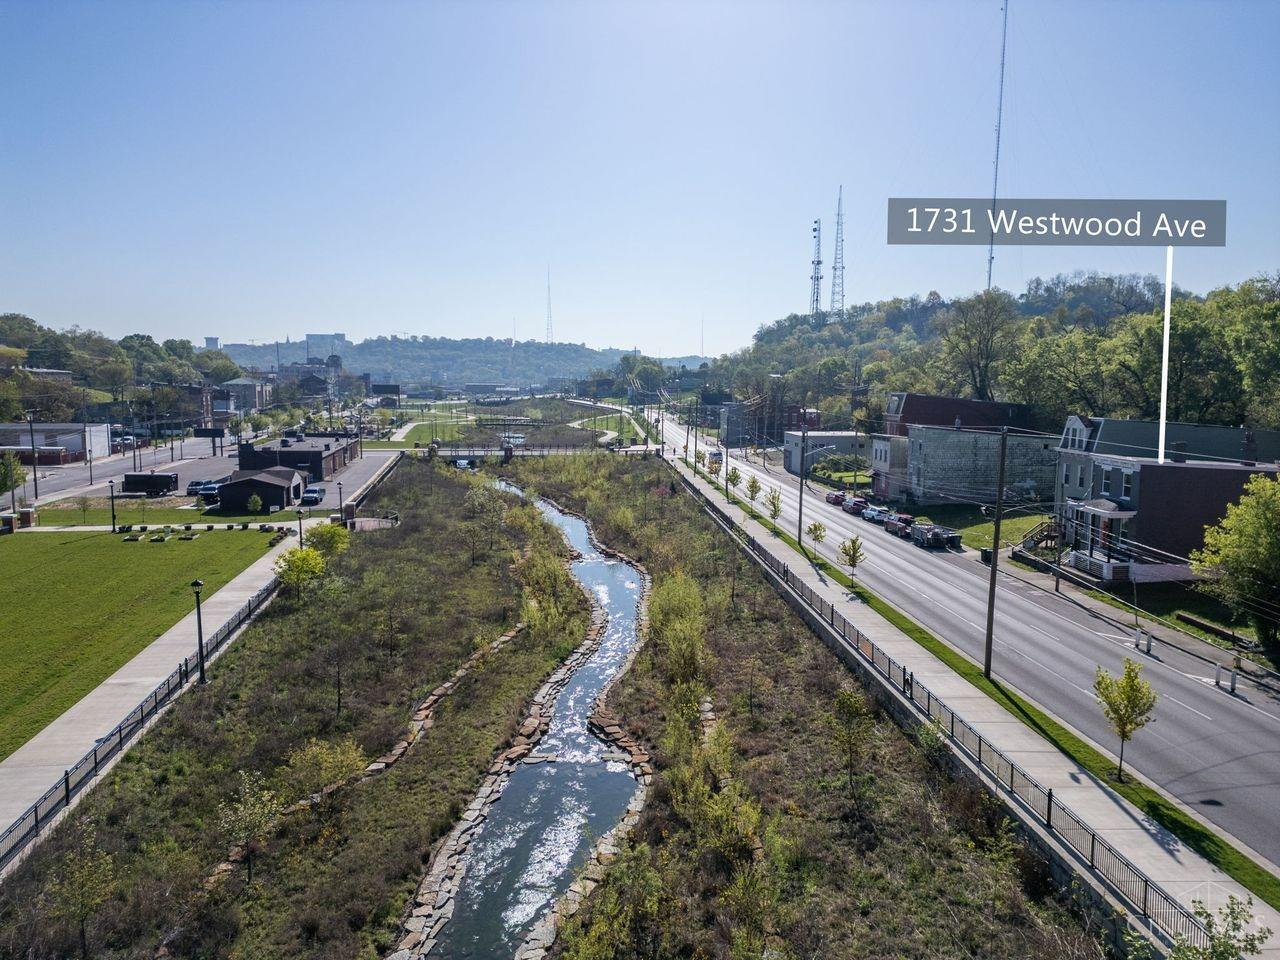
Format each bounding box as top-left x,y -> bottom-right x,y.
1,0 -> 1276,357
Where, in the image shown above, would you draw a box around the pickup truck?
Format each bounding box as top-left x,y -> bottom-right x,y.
300,486 -> 325,506
883,513 -> 915,537
824,491 -> 846,506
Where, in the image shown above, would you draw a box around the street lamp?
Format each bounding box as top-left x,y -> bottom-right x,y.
191,579 -> 207,684
108,479 -> 117,533
296,507 -> 305,541
337,481 -> 344,515
25,411 -> 38,500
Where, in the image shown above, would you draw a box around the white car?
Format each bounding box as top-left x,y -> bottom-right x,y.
861,505 -> 888,523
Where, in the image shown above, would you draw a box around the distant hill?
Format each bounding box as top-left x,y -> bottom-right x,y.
218,336 -> 706,386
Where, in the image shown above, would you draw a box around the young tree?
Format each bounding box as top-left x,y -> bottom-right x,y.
694,448 -> 706,468
1191,474 -> 1280,657
246,493 -> 263,514
217,770 -> 282,885
726,466 -> 741,493
0,451 -> 27,512
284,735 -> 368,809
48,829 -> 114,959
826,689 -> 870,794
746,474 -> 761,504
806,520 -> 826,547
839,536 -> 866,578
74,494 -> 91,525
274,546 -> 326,598
304,522 -> 351,559
1093,658 -> 1157,782
1170,895 -> 1271,960
765,487 -> 782,523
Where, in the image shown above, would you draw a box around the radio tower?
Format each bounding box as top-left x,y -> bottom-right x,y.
545,265 -> 553,343
829,186 -> 845,319
808,219 -> 823,318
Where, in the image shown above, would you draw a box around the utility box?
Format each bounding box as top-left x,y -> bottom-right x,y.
18,507 -> 37,528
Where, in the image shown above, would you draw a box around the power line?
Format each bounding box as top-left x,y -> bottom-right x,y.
986,0 -> 1010,291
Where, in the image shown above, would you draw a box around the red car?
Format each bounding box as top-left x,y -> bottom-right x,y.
884,513 -> 915,537
824,491 -> 847,506
841,497 -> 869,515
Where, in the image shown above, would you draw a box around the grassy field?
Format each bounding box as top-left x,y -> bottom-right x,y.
37,495 -> 303,527
910,503 -> 1051,551
0,531 -> 271,759
0,460 -> 589,960
500,455 -> 1107,960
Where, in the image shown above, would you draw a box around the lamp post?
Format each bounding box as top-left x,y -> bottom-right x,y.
296,507 -> 305,541
796,422 -> 808,547
108,479 -> 117,533
25,411 -> 38,499
337,481 -> 344,515
191,579 -> 207,684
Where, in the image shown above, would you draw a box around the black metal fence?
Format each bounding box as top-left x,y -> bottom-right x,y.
680,476 -> 1210,951
0,578 -> 278,873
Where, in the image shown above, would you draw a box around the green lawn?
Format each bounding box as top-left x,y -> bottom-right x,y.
0,531 -> 272,759
910,503 -> 1050,551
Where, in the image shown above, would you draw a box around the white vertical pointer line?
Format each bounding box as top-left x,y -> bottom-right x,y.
1158,244 -> 1174,464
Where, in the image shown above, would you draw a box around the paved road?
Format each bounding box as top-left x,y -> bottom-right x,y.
29,445 -> 396,518
658,414 -> 1280,868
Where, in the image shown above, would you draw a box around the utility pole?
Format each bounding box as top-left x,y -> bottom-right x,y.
809,219 -> 823,318
983,427 -> 1009,678
829,187 -> 845,319
796,423 -> 809,549
545,266 -> 553,343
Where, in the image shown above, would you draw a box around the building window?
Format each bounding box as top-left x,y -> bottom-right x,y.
1077,464 -> 1086,488
1063,464 -> 1070,486
1102,471 -> 1112,496
1122,472 -> 1132,499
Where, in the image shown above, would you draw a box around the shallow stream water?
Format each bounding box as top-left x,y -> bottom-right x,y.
431,488 -> 642,958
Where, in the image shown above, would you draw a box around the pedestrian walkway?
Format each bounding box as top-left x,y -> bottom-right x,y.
390,420 -> 422,441
0,531 -> 298,830
669,454 -> 1280,955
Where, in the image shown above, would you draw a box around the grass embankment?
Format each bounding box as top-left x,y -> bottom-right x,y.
0,531 -> 271,759
688,460 -> 1280,912
0,460 -> 590,960
37,495 -> 298,527
496,454 -> 1105,959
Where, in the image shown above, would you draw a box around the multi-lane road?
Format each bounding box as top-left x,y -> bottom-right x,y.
656,412 -> 1280,868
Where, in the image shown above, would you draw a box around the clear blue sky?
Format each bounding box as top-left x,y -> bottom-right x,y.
2,0 -> 1276,357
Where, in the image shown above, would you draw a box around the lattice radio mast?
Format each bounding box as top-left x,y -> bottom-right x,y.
808,219 -> 823,318
829,186 -> 845,319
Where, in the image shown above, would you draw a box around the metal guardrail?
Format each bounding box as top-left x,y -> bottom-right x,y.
678,475 -> 1211,951
0,578 -> 279,873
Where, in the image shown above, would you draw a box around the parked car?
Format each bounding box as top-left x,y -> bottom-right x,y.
186,479 -> 208,496
841,496 -> 869,515
824,491 -> 846,506
198,482 -> 221,505
861,505 -> 889,523
300,486 -> 325,506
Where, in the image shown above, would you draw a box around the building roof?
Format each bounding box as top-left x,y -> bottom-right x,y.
255,435 -> 357,453
885,392 -> 1035,431
222,376 -> 264,386
1065,415 -> 1280,461
226,467 -> 304,488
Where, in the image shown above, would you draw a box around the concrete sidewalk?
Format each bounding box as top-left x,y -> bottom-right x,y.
0,533 -> 296,829
669,454 -> 1280,954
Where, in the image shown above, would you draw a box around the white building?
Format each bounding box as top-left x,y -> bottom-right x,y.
0,422 -> 112,461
